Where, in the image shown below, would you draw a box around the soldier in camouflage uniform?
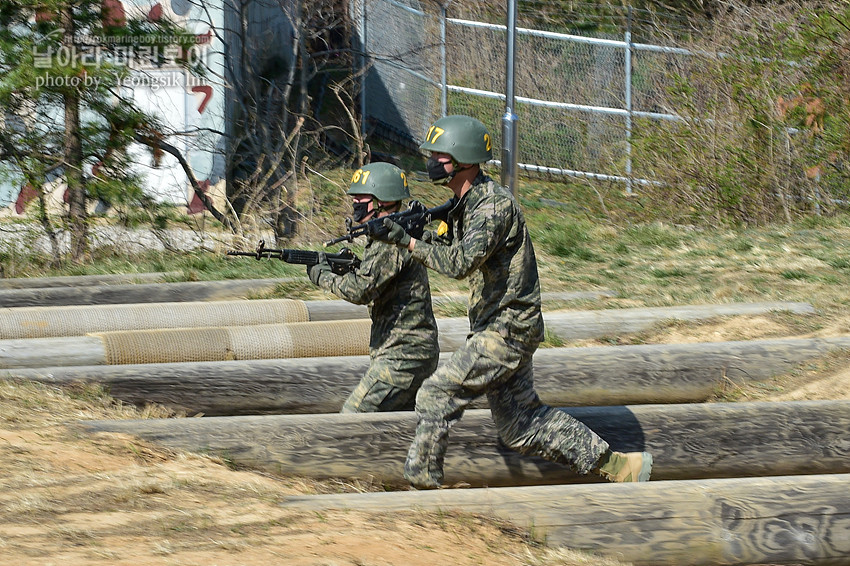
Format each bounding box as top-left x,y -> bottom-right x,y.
307,162 -> 439,413
374,115 -> 653,488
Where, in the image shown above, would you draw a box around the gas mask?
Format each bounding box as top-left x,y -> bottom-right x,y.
426,156 -> 454,184
352,200 -> 372,223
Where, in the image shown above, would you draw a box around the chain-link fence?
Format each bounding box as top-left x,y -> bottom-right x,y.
352,0 -> 440,150
351,0 -> 691,189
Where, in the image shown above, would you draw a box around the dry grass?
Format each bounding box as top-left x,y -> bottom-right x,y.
6,208 -> 850,565
711,348 -> 850,403
1,379 -> 615,566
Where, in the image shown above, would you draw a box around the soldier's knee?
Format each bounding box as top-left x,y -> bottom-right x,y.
492,407 -> 546,453
500,435 -> 538,458
414,378 -> 444,407
496,423 -> 531,453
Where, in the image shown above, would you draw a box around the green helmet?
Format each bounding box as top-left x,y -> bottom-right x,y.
419,115 -> 493,164
346,162 -> 410,201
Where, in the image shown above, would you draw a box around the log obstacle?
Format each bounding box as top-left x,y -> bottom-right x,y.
437,301 -> 815,350
0,271 -> 182,289
13,337 -> 850,415
0,298 -> 312,339
0,320 -> 374,368
0,302 -> 816,368
0,278 -> 303,308
306,290 -> 618,320
79,400 -> 850,487
280,474 -> 850,566
431,289 -> 617,305
0,291 -> 613,339
510,300 -> 816,344
0,274 -> 612,308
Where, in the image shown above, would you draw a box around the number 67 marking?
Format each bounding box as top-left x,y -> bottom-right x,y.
425,126 -> 492,152
350,169 -> 371,184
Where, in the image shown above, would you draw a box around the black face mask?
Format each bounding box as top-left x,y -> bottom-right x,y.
352,201 -> 372,223
426,156 -> 453,183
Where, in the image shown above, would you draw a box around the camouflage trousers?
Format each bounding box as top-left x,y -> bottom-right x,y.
341,356 -> 439,413
403,330 -> 609,489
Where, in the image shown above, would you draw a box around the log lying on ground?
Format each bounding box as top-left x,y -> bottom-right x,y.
15,337 -> 850,415
79,400 -> 850,487
0,291 -> 614,339
0,278 -> 304,308
431,289 -> 617,306
273,290 -> 617,321
0,302 -> 816,368
280,474 -> 850,566
0,272 -> 182,290
0,273 -> 613,308
439,301 -> 815,349
0,298 -> 312,339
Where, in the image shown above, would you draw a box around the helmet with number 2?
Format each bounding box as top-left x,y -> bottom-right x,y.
419,115 -> 493,164
346,162 -> 410,202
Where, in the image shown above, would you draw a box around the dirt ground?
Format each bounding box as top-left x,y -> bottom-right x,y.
2,312 -> 849,566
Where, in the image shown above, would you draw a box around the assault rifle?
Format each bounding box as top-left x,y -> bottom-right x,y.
324,198 -> 456,247
226,240 -> 361,275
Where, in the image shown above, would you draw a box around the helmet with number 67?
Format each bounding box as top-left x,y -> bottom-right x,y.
346,162 -> 410,202
419,115 -> 493,164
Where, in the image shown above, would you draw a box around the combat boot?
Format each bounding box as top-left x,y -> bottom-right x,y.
594,450 -> 652,482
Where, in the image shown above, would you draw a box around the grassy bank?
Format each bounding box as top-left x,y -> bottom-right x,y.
5,175 -> 850,317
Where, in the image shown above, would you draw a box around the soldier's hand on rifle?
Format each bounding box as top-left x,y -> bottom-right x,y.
371,218 -> 411,247
307,254 -> 333,285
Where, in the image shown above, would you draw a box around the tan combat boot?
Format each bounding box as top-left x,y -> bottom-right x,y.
595,450 -> 653,482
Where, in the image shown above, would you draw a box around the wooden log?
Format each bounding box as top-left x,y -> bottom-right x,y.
0,336 -> 106,369
436,301 -> 815,351
79,400 -> 850,487
303,299 -> 369,321
431,289 -> 618,305
0,290 -> 618,336
0,292 -> 606,340
0,278 -> 303,308
15,337 -> 850,415
538,301 -> 816,342
306,290 -> 617,321
0,302 -> 818,369
0,299 -> 313,339
0,275 -> 613,309
0,271 -> 182,289
280,474 -> 850,566
438,301 -> 815,351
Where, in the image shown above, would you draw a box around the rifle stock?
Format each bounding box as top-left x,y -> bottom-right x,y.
324,198 -> 456,247
226,240 -> 361,275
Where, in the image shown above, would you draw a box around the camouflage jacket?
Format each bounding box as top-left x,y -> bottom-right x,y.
410,173 -> 544,345
315,238 -> 439,361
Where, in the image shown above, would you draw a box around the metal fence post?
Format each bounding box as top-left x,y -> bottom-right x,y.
359,0 -> 367,137
624,7 -> 633,194
501,0 -> 519,194
440,2 -> 448,117
366,0 -> 685,189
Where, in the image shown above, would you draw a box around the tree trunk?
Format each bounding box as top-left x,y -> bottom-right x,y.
33,178 -> 62,265
61,5 -> 88,261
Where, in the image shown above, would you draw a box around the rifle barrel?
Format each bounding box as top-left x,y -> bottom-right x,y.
324,234 -> 354,247
323,199 -> 453,247
226,250 -> 264,260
